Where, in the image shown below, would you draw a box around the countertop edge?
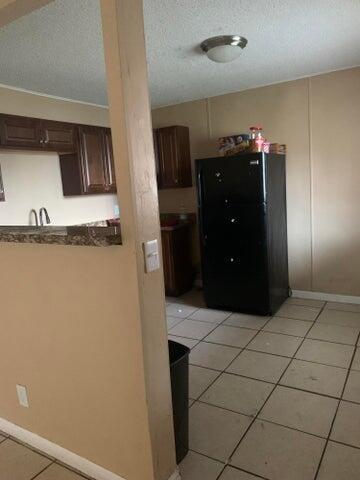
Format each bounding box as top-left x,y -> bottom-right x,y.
0,226 -> 122,247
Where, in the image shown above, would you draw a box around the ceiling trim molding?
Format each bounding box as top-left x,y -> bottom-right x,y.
0,82 -> 109,109
0,0 -> 53,28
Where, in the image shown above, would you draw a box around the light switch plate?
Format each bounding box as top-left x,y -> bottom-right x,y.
143,239 -> 160,273
16,384 -> 29,408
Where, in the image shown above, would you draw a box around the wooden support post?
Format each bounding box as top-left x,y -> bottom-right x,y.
100,1 -> 177,479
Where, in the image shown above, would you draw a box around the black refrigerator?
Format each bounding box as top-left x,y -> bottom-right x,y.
196,152 -> 289,316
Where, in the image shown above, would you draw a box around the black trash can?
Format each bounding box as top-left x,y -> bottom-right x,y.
168,339 -> 190,463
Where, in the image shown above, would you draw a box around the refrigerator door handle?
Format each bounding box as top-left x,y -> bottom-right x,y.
197,168 -> 207,246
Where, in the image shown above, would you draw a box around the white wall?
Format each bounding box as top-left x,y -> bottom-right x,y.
0,151 -> 118,225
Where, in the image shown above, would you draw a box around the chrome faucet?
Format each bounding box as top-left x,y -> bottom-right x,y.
39,207 -> 51,226
29,209 -> 39,226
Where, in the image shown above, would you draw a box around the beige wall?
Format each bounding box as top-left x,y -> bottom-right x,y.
152,67 -> 360,296
0,80 -> 173,479
310,69 -> 360,295
0,243 -> 154,478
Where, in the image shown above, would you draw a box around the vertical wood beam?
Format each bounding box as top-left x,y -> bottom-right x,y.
100,1 -> 177,480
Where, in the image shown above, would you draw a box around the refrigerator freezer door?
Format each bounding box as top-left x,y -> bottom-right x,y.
197,154 -> 266,208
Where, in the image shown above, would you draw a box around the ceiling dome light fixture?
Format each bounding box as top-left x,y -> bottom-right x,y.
201,35 -> 248,63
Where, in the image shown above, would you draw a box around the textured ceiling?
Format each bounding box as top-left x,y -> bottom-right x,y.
0,0 -> 359,107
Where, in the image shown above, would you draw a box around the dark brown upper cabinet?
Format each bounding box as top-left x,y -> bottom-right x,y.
0,113 -> 116,196
40,120 -> 76,153
154,126 -> 192,189
59,126 -> 117,196
0,163 -> 5,202
0,115 -> 76,152
78,125 -> 108,194
0,114 -> 41,149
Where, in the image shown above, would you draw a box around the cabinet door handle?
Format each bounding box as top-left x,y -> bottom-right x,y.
39,139 -> 44,144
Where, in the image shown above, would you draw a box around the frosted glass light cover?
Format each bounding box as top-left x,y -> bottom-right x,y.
206,45 -> 242,63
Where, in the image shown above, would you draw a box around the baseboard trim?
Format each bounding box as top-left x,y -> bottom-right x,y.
0,417 -> 126,480
292,290 -> 360,305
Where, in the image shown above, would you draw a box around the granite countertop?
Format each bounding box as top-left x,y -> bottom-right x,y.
0,226 -> 122,247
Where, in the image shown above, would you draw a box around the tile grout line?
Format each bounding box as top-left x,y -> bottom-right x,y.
169,295 -> 360,478
188,415 -> 360,479
186,332 -> 356,352
7,436 -> 55,462
222,464 -> 269,480
30,462 -> 56,480
194,375 -> 360,410
168,307 -> 223,351
214,302 -> 328,479
192,314 -> 277,480
187,447 -> 270,480
185,319 -> 358,383
184,312 -> 276,480
169,301 -> 360,344
54,459 -> 98,480
171,299 -> 359,397
195,314 -> 275,400
1,437 -> 94,480
313,327 -> 360,479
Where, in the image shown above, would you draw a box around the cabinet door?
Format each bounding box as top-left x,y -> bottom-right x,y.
157,126 -> 192,189
161,226 -> 194,296
0,114 -> 41,149
161,230 -> 176,294
0,162 -> 5,202
103,128 -> 117,193
41,120 -> 76,152
78,125 -> 107,194
157,127 -> 180,188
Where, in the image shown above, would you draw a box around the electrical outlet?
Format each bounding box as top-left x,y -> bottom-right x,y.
16,384 -> 29,408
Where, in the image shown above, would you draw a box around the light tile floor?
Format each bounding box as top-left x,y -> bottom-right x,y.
0,437 -> 90,480
3,290 -> 360,480
168,289 -> 360,480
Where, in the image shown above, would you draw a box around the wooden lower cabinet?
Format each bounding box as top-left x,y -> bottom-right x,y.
161,224 -> 194,296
